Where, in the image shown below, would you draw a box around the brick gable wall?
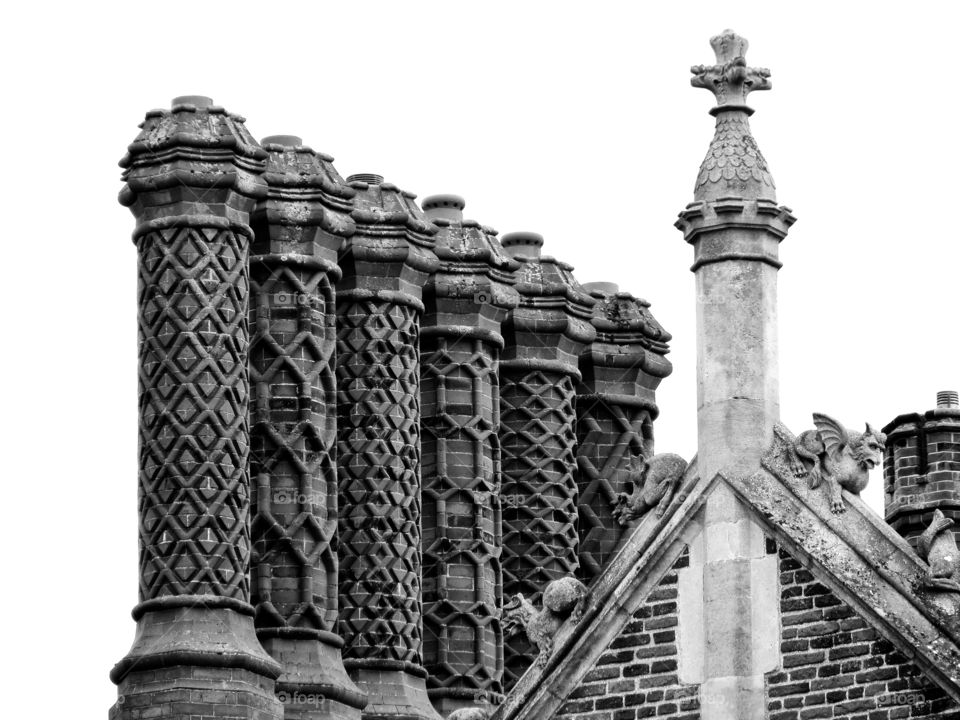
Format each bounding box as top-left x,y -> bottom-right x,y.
766,546 -> 960,720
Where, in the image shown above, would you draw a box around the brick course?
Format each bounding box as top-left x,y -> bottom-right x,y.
766,546 -> 960,719
556,551 -> 700,720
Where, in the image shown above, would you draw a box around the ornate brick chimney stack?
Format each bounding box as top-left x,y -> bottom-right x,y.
575,283 -> 673,583
419,194 -> 520,714
249,135 -> 366,719
498,232 -> 596,687
673,32 -> 796,717
335,174 -> 440,720
111,96 -> 283,720
884,391 -> 960,548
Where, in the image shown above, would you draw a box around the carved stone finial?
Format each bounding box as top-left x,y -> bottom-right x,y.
691,29 -> 771,114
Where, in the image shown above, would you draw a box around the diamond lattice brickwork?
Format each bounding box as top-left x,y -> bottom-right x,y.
137,225 -> 251,601
336,299 -> 424,665
499,368 -> 579,687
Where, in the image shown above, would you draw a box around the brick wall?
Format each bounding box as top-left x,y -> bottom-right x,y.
884,415 -> 960,548
767,546 -> 960,719
556,550 -> 700,720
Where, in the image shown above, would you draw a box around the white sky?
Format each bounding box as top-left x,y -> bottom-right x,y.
3,0 -> 959,715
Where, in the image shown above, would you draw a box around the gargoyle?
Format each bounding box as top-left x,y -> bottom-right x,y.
918,509 -> 960,592
501,576 -> 588,667
612,453 -> 688,525
789,413 -> 886,514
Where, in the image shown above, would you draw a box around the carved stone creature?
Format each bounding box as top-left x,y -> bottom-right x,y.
612,453 -> 688,526
501,576 -> 588,667
447,708 -> 488,720
918,509 -> 960,592
789,413 -> 886,514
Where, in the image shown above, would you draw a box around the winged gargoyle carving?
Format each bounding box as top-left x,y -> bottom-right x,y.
789,413 -> 886,514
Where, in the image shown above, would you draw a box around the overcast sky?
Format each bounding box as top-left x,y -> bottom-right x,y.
4,1 -> 959,715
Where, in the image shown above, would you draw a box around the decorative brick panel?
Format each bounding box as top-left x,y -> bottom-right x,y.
574,399 -> 653,582
767,546 -> 960,719
575,289 -> 672,585
337,298 -> 424,663
498,238 -> 596,688
555,551 -> 700,720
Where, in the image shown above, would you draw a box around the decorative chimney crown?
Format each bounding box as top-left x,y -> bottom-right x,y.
691,29 -> 771,115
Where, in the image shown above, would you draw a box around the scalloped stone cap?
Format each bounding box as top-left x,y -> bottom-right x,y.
261,135 -> 302,147
171,95 -> 214,108
582,281 -> 620,296
422,194 -> 466,222
501,231 -> 544,259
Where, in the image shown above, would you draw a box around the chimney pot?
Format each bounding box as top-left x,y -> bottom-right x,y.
582,281 -> 620,296
171,95 -> 214,108
347,173 -> 384,186
260,135 -> 303,147
937,390 -> 959,408
422,194 -> 466,222
501,231 -> 544,260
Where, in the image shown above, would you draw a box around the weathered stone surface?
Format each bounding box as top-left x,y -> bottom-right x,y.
498,233 -> 596,688
112,97 -> 282,720
675,31 -> 796,720
335,174 -> 440,720
419,196 -> 519,713
575,285 -> 673,582
249,136 -> 365,718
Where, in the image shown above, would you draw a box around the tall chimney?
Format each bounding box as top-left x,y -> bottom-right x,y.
111,97 -> 283,719
249,135 -> 366,719
497,234 -> 596,688
335,175 -> 441,720
419,195 -> 519,714
884,391 -> 960,549
673,31 -> 796,718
